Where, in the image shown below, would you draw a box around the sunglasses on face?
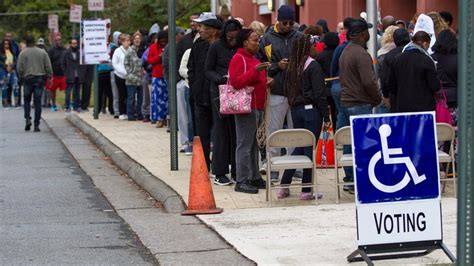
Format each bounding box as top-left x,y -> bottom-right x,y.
281,21 -> 295,26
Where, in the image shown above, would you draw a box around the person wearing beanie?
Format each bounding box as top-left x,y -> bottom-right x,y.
258,4 -> 303,180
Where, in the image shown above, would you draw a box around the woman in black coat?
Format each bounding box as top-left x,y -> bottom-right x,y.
387,31 -> 440,112
431,30 -> 458,110
204,19 -> 242,186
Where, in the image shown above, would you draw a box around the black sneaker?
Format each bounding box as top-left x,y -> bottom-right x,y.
344,185 -> 355,193
214,175 -> 232,186
34,126 -> 40,132
25,118 -> 32,131
235,182 -> 258,194
251,179 -> 267,189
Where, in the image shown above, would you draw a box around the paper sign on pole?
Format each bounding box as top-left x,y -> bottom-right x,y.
88,0 -> 104,11
69,5 -> 82,23
48,14 -> 59,31
80,20 -> 109,65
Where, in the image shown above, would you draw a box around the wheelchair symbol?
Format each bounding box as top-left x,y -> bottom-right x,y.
368,124 -> 426,193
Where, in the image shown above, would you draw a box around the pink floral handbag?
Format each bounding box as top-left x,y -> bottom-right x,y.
219,55 -> 254,115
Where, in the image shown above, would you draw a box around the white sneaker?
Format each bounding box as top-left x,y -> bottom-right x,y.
119,114 -> 127,120
259,163 -> 267,175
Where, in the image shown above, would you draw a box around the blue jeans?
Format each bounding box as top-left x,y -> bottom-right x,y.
23,76 -> 45,126
66,78 -> 81,110
127,85 -> 143,119
281,105 -> 323,193
374,102 -> 390,114
2,71 -> 19,105
339,103 -> 374,181
330,80 -> 349,130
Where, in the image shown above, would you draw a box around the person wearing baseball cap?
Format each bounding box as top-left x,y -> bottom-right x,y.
259,5 -> 303,180
337,18 -> 381,193
187,12 -> 222,170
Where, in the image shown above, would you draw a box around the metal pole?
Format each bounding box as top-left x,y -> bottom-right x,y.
279,0 -> 288,7
72,23 -> 76,38
366,0 -> 378,62
457,0 -> 474,264
168,0 -> 178,170
93,11 -> 100,119
211,0 -> 218,14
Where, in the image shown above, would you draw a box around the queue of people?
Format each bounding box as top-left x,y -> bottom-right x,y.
3,6 -> 458,200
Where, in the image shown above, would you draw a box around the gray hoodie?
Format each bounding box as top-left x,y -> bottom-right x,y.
258,25 -> 303,96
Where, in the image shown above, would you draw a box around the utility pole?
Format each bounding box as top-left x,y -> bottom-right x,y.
366,0 -> 378,62
168,0 -> 178,170
211,0 -> 218,14
457,0 -> 474,264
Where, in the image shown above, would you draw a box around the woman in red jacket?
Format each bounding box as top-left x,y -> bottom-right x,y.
229,29 -> 271,194
147,31 -> 168,127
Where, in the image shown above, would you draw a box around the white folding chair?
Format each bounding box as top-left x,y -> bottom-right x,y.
334,126 -> 353,203
266,129 -> 317,206
436,123 -> 457,197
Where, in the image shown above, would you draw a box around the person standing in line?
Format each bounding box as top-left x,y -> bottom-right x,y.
205,19 -> 242,186
338,18 -> 382,194
112,34 -> 131,120
229,29 -> 271,194
375,25 -> 398,114
258,5 -> 303,180
379,28 -> 411,111
178,46 -> 194,155
188,12 -> 222,171
147,30 -> 169,127
80,65 -> 93,112
37,38 -> 51,108
387,31 -> 440,113
124,32 -> 144,121
47,33 -> 67,112
278,35 -> 330,200
315,32 -> 340,125
62,38 -> 84,113
141,25 -> 159,122
110,31 -> 122,118
16,36 -> 52,132
162,27 -> 185,129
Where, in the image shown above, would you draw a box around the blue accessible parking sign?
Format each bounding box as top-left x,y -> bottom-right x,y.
351,112 -> 440,204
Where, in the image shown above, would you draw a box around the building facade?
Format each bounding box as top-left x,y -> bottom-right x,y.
229,0 -> 458,31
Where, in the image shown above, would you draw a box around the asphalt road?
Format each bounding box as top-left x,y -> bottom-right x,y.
0,109 -> 157,265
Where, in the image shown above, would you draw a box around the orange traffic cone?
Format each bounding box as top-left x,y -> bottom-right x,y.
182,136 -> 223,215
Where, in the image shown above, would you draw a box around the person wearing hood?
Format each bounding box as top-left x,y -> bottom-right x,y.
110,31 -> 122,118
188,12 -> 222,172
387,31 -> 440,112
147,30 -> 169,127
62,37 -> 85,113
112,34 -> 132,120
379,28 -> 411,110
316,19 -> 330,34
204,18 -> 242,186
258,5 -> 303,180
414,14 -> 436,54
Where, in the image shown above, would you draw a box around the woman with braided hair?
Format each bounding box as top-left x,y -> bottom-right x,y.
278,35 -> 331,201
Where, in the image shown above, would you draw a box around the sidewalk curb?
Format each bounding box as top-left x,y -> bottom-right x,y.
67,114 -> 186,213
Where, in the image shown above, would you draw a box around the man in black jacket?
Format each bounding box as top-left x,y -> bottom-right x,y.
259,5 -> 302,179
47,33 -> 66,111
62,38 -> 84,112
188,12 -> 222,171
379,28 -> 410,110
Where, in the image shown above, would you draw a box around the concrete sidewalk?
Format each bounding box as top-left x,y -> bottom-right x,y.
68,112 -> 457,265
